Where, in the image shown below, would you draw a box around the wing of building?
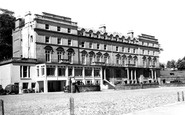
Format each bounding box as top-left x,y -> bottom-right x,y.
0,12 -> 161,93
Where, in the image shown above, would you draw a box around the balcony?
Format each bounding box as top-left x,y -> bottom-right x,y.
59,59 -> 70,64
93,61 -> 105,65
126,64 -> 136,67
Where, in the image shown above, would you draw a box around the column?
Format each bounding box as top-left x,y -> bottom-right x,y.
151,69 -> 154,82
127,68 -> 130,84
72,67 -> 75,77
100,67 -> 103,90
82,67 -> 85,84
56,66 -> 58,80
134,70 -> 137,84
19,82 -> 23,94
44,80 -> 48,93
154,70 -> 157,81
92,67 -> 95,84
104,68 -> 106,80
65,66 -> 69,85
131,70 -> 133,84
35,81 -> 39,93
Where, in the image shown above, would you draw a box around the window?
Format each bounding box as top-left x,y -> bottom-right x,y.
97,56 -> 101,62
97,43 -> 100,49
57,51 -> 62,62
67,28 -> 71,33
58,67 -> 65,76
45,36 -> 50,43
104,45 -> 107,50
57,38 -> 62,44
37,66 -> 39,77
134,59 -> 137,65
128,58 -> 131,64
20,66 -> 30,78
45,50 -> 51,62
46,66 -> 55,76
75,68 -> 82,76
68,53 -> 72,63
81,42 -> 85,48
153,60 -> 156,66
30,35 -> 33,42
45,24 -> 49,29
116,46 -> 119,52
122,58 -> 125,65
104,56 -> 108,64
143,59 -> 146,66
95,80 -> 100,85
128,48 -> 130,53
89,42 -> 93,49
89,33 -> 92,37
133,49 -> 135,53
86,80 -> 92,85
122,47 -> 125,52
31,83 -> 36,89
89,56 -> 93,64
41,66 -> 45,76
116,57 -> 120,64
23,83 -> 28,89
94,69 -> 100,77
85,68 -> 92,76
57,26 -> 60,31
68,39 -> 72,46
143,50 -> 145,54
82,55 -> 86,64
68,67 -> 72,76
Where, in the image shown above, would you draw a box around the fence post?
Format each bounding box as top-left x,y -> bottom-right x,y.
182,91 -> 184,101
0,99 -> 4,115
177,92 -> 180,102
70,97 -> 74,115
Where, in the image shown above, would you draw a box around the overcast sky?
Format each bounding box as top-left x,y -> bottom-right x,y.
1,0 -> 185,64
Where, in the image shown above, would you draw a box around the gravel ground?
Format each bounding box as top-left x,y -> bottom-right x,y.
1,87 -> 185,115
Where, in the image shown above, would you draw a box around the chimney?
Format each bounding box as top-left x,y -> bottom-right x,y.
127,30 -> 134,38
99,24 -> 106,33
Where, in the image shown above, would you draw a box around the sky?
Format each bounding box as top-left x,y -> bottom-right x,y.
1,0 -> 185,64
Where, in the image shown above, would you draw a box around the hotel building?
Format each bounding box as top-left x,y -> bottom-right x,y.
0,12 -> 160,92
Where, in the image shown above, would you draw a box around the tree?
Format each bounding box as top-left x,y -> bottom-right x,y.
176,58 -> 185,70
171,60 -> 176,69
166,60 -> 176,69
159,63 -> 165,70
0,13 -> 15,61
166,61 -> 171,68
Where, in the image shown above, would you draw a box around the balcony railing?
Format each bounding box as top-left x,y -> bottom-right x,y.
126,64 -> 136,67
93,61 -> 105,65
59,59 -> 70,64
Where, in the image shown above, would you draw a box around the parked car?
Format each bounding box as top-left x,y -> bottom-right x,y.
5,84 -> 19,94
0,85 -> 6,95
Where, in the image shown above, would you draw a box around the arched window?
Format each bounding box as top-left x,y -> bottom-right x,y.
67,48 -> 75,63
116,54 -> 121,64
44,46 -> 53,62
104,53 -> 109,64
89,51 -> 95,64
133,56 -> 138,65
96,52 -> 102,62
56,47 -> 65,62
81,50 -> 87,64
